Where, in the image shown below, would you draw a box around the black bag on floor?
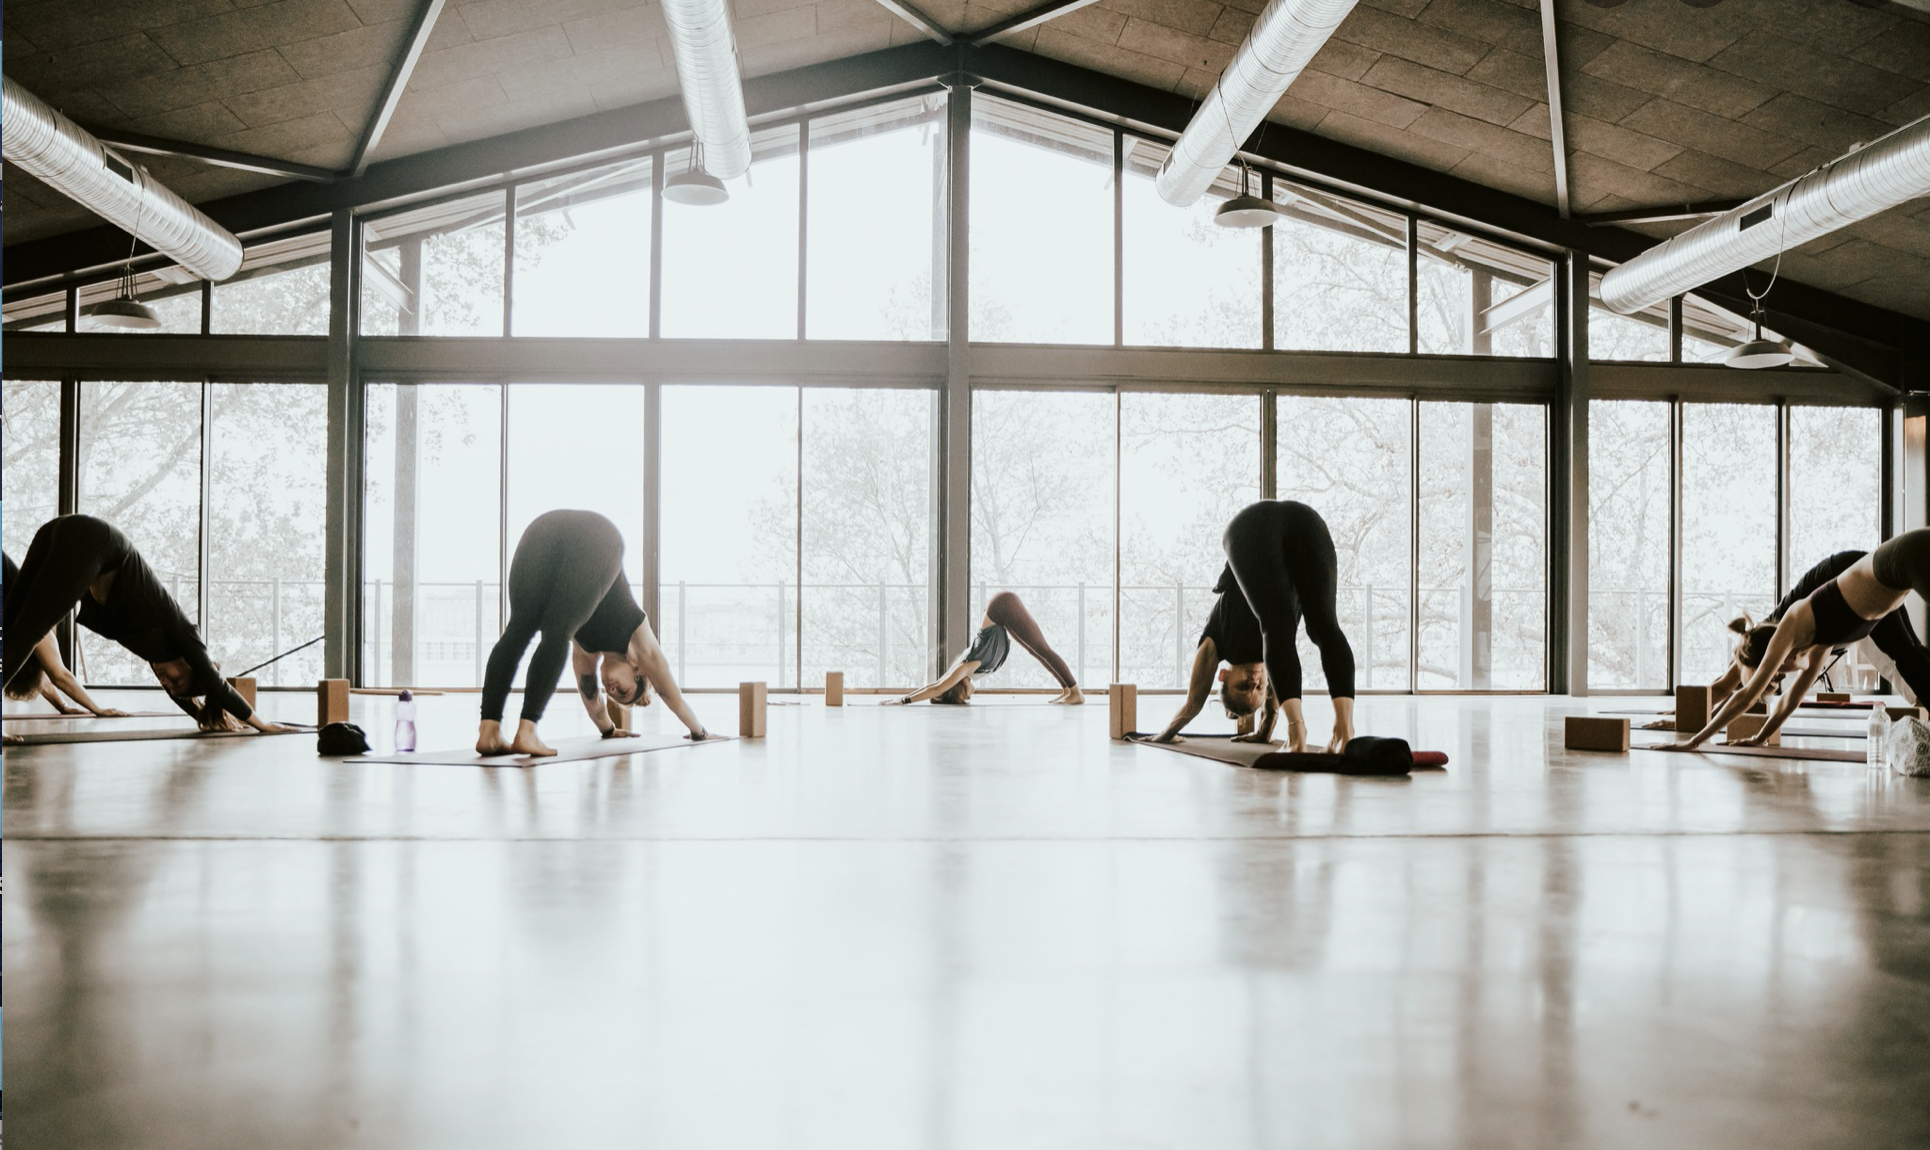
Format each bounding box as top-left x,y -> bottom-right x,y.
1341,735 -> 1413,774
317,722 -> 369,756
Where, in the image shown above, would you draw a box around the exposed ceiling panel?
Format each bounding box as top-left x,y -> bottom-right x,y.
3,0 -> 1926,319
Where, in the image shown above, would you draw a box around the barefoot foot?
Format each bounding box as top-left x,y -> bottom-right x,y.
509,720 -> 556,758
476,720 -> 514,756
1052,686 -> 1086,705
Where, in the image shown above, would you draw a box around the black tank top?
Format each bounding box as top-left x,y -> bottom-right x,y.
573,572 -> 646,653
1199,565 -> 1263,664
1807,579 -> 1880,647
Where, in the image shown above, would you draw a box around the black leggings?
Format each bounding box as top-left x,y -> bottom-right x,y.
1868,610 -> 1930,702
985,591 -> 1077,689
481,511 -> 625,724
1872,528 -> 1930,603
1222,500 -> 1355,701
3,516 -> 119,694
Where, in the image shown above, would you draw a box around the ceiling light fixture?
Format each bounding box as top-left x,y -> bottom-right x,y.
1725,302 -> 1795,369
1214,159 -> 1279,229
84,169 -> 162,330
663,140 -> 728,206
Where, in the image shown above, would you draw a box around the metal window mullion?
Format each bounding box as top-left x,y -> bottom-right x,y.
501,186 -> 515,337
650,153 -> 665,340
1113,388 -> 1122,685
198,376 -> 214,629
1261,170 -> 1274,352
1113,128 -> 1124,348
1669,397 -> 1684,691
1776,399 -> 1790,598
1668,295 -> 1683,363
1406,215 -> 1419,356
798,122 -> 810,341
795,386 -> 804,690
643,381 -> 662,626
1407,394 -> 1427,693
201,280 -> 213,335
499,382 -> 510,629
57,376 -> 82,667
1261,388 -> 1277,499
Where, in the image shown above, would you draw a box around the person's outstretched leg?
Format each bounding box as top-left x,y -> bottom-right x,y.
985,591 -> 1081,700
479,515 -> 563,755
1281,503 -> 1356,752
1224,503 -> 1307,748
1868,612 -> 1930,705
4,520 -> 109,696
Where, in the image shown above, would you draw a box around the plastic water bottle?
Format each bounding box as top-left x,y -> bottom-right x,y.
1867,704 -> 1889,770
395,689 -> 417,753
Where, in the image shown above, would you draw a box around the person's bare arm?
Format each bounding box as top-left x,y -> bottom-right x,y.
35,635 -> 124,716
571,644 -> 622,736
1733,651 -> 1825,745
1708,662 -> 1743,713
885,661 -> 978,706
1239,691 -> 1280,743
1153,641 -> 1219,742
629,624 -> 718,739
1664,612 -> 1808,750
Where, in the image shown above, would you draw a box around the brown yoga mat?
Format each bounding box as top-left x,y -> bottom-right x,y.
1127,734 -> 1447,776
347,733 -> 733,767
1630,738 -> 1864,763
5,723 -> 314,746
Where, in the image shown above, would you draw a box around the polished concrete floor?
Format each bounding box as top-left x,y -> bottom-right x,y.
5,690 -> 1930,1149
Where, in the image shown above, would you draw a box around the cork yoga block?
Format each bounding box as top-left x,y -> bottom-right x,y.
1564,716 -> 1629,752
1108,684 -> 1137,741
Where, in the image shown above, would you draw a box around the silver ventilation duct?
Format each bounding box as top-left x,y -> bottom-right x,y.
2,74 -> 243,281
1600,112 -> 1930,315
1155,0 -> 1358,208
660,0 -> 753,180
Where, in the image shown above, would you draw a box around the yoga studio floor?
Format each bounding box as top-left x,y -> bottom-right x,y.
5,692 -> 1929,1150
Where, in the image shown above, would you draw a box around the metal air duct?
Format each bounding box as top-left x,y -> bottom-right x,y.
1155,0 -> 1359,208
661,0 -> 753,180
2,74 -> 243,281
1600,112 -> 1930,314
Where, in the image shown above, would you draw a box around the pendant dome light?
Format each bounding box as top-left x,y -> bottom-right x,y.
84,169 -> 163,330
663,140 -> 728,206
1725,301 -> 1795,370
1214,159 -> 1280,229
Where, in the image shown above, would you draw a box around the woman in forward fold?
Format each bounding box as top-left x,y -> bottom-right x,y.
883,591 -> 1084,706
478,509 -> 718,757
1705,548 -> 1930,712
3,516 -> 283,733
1198,499 -> 1356,754
1665,528 -> 1930,751
1148,563 -> 1278,744
3,551 -> 129,718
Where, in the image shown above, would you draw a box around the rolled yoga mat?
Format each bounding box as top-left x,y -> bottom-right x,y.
1127,733 -> 1447,776
348,733 -> 734,767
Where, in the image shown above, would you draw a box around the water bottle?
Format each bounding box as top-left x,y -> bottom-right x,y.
395,689 -> 417,753
1867,704 -> 1889,770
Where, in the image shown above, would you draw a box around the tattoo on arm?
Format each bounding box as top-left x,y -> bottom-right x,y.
579,674 -> 599,702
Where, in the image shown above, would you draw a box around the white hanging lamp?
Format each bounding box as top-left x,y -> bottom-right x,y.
84,171 -> 163,329
663,140 -> 728,206
1725,302 -> 1795,370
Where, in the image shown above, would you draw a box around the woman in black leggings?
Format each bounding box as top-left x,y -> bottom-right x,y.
1149,564 -> 1278,744
1221,499 -> 1356,753
884,591 -> 1084,705
1667,528 -> 1930,751
3,516 -> 283,733
478,509 -> 717,757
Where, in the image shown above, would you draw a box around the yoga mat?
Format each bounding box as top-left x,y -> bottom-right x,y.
1127,734 -> 1447,776
1638,719 -> 1867,739
6,723 -> 314,746
348,733 -> 733,767
1630,738 -> 1864,763
3,710 -> 181,722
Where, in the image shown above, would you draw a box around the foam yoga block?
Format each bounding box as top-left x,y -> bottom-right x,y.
1674,685 -> 1710,732
1565,716 -> 1630,752
739,682 -> 767,738
824,671 -> 844,707
1725,713 -> 1780,745
317,679 -> 350,726
1108,684 -> 1137,740
606,698 -> 631,730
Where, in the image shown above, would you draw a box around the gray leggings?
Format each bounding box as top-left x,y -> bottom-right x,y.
1871,528 -> 1930,603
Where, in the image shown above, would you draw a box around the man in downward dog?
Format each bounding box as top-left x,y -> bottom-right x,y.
3,515 -> 282,734
1217,499 -> 1356,754
1149,563 -> 1277,744
478,509 -> 717,757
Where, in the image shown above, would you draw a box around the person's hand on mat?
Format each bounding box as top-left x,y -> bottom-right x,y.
602,726 -> 633,739
254,721 -> 292,735
93,707 -> 130,718
1230,731 -> 1273,744
1725,734 -> 1768,747
1151,731 -> 1187,744
880,695 -> 910,706
687,729 -> 727,742
197,712 -> 242,734
1653,741 -> 1702,752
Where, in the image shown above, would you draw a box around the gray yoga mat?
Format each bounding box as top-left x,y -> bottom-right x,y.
2,711 -> 182,722
6,723 -> 314,746
1630,738 -> 1864,763
347,733 -> 733,767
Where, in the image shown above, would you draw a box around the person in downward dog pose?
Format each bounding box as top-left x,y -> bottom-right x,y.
1666,529 -> 1930,751
883,591 -> 1084,706
1217,499 -> 1356,754
1708,548 -> 1930,710
3,516 -> 282,733
1149,563 -> 1277,743
478,509 -> 718,757
3,550 -> 130,718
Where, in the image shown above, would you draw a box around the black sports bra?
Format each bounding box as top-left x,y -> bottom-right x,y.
1807,579 -> 1880,647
